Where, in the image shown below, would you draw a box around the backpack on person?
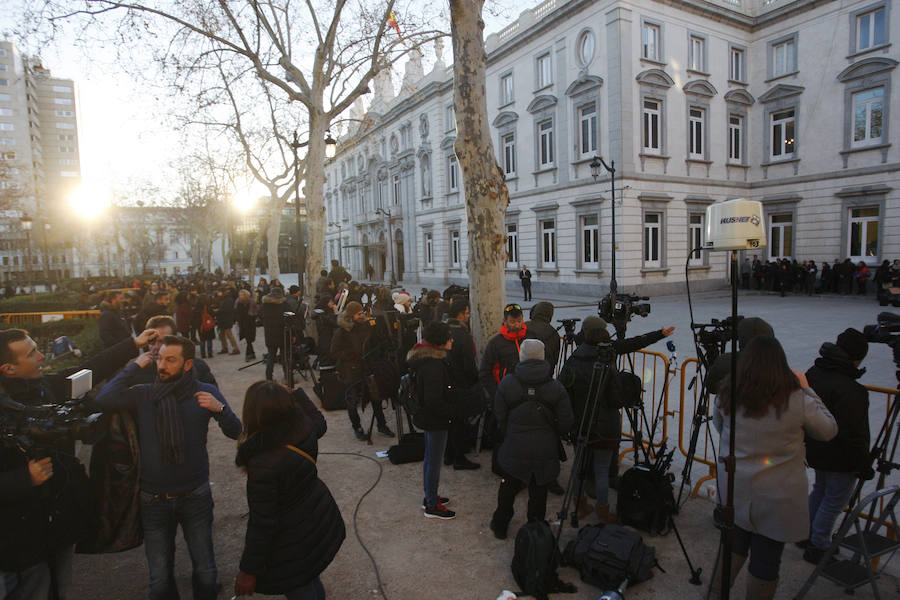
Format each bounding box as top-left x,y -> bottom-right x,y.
510,521 -> 576,600
563,523 -> 657,590
398,370 -> 421,417
200,307 -> 216,333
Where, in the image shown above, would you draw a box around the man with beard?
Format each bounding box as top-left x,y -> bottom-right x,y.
94,336 -> 241,600
128,316 -> 218,387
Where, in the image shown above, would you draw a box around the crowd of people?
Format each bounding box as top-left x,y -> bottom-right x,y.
740,256 -> 900,298
0,258 -> 883,600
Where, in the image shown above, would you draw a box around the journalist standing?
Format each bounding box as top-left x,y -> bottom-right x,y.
490,340 -> 574,539
525,302 -> 561,372
712,336 -> 837,600
0,328 -> 158,600
444,299 -> 481,470
98,290 -> 133,348
235,288 -> 258,361
261,286 -> 288,382
233,382 -> 345,599
94,335 -> 242,600
803,328 -> 871,564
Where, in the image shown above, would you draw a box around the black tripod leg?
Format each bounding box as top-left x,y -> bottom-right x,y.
669,514 -> 703,585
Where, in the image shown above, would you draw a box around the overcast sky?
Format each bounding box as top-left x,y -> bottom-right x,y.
1,1 -> 541,205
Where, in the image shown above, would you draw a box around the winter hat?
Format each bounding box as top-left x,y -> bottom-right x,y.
345,301 -> 364,318
394,292 -> 411,305
836,328 -> 868,361
519,339 -> 545,362
530,301 -> 555,322
581,316 -> 608,337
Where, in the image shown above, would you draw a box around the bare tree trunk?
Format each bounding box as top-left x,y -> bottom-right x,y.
266,198 -> 282,280
304,109 -> 327,299
248,231 -> 262,286
450,0 -> 509,356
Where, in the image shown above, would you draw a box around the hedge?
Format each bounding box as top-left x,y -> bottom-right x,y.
0,291 -> 92,313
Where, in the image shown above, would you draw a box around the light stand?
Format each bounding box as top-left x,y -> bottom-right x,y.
590,155 -> 617,298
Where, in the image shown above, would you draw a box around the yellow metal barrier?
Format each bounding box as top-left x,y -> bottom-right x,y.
616,349 -> 675,462
0,310 -> 101,325
852,385 -> 897,541
677,357 -> 718,498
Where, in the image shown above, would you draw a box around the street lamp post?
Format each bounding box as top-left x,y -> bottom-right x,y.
375,207 -> 396,287
20,214 -> 35,300
590,155 -> 617,296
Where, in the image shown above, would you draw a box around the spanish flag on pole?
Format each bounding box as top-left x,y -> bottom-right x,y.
388,11 -> 402,38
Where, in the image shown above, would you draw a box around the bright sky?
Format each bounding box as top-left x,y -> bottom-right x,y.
0,1 -> 542,206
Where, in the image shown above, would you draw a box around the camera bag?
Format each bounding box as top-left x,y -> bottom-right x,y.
616,464 -> 677,535
387,432 -> 425,464
317,364 -> 346,410
510,520 -> 574,600
563,523 -> 656,589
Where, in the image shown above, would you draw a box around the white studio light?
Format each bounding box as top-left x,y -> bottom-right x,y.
705,198 -> 767,252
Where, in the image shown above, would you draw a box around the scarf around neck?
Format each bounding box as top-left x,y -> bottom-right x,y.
151,367 -> 198,465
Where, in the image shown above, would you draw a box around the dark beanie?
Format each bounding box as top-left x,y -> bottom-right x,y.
345,301 -> 364,317
529,301 -> 554,322
581,316 -> 608,338
737,317 -> 774,350
836,328 -> 868,361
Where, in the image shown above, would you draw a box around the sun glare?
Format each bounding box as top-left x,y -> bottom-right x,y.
233,182 -> 266,214
68,183 -> 111,221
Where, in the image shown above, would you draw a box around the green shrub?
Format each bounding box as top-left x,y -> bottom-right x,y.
0,291 -> 93,313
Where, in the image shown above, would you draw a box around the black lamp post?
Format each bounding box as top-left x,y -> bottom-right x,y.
590,155 -> 617,296
20,214 -> 34,300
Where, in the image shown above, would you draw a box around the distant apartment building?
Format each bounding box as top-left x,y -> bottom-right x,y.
0,40 -> 79,284
323,0 -> 898,297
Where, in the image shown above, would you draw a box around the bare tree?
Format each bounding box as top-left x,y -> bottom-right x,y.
449,0 -> 509,353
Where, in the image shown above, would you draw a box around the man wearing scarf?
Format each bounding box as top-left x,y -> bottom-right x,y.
94,335 -> 241,600
479,303 -> 528,403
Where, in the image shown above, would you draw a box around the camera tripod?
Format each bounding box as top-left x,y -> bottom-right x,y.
555,318 -> 580,377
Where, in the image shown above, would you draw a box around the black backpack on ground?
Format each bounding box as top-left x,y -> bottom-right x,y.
511,521 -> 576,600
563,523 -> 656,590
316,364 -> 346,410
616,465 -> 677,535
387,432 -> 425,464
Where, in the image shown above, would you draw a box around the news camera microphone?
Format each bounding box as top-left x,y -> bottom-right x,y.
666,340 -> 677,368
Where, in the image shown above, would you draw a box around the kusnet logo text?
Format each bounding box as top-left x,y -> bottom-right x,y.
720,215 -> 761,226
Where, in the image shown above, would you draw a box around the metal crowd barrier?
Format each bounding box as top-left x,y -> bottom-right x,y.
616,349 -> 675,462
0,310 -> 101,325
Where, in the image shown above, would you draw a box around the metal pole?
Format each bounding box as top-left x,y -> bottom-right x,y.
608,160 -> 617,296
292,131 -> 304,292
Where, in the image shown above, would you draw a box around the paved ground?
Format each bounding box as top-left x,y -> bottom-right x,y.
71,290 -> 900,599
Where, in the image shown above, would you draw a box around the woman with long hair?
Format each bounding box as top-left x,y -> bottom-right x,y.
711,336 -> 837,599
234,382 -> 344,599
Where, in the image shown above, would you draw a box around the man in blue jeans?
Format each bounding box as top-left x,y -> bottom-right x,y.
95,335 -> 242,599
804,328 -> 872,564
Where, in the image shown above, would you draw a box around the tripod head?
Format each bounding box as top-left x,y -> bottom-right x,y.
556,318 -> 581,340
864,312 -> 900,382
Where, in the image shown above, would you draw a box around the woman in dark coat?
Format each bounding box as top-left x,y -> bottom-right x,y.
234,382 -> 345,599
235,289 -> 258,361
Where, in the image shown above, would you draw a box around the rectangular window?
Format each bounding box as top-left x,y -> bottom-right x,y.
446,105 -> 456,131
857,7 -> 886,51
538,119 -> 554,167
59,145 -> 75,152
643,213 -> 661,267
579,102 -> 598,157
448,155 -> 459,192
0,65 -> 6,72
730,47 -> 745,81
769,213 -> 793,259
688,107 -> 704,159
424,233 -> 434,267
450,230 -> 460,268
852,87 -> 884,147
502,133 -> 516,177
689,214 -> 704,266
57,134 -> 75,141
0,93 -> 9,101
59,159 -> 77,166
0,123 -> 12,131
0,80 -> 8,87
0,108 -> 10,116
642,99 -> 661,154
377,180 -> 386,210
849,206 -> 879,259
506,223 -> 519,266
53,98 -> 72,105
60,170 -> 78,177
52,85 -> 72,93
772,38 -> 796,77
55,110 -> 73,117
537,53 -> 552,88
0,49 -> 6,56
689,35 -> 705,71
642,23 -> 660,61
770,109 -> 795,160
728,115 -> 743,163
501,73 -> 514,105
582,214 -> 599,268
0,138 -> 13,146
392,173 -> 400,205
56,122 -> 75,129
541,219 -> 556,268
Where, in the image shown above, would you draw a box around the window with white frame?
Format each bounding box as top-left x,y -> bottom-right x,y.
57,134 -> 75,141
0,138 -> 13,146
536,52 -> 552,89
769,213 -> 793,259
392,173 -> 401,205
59,145 -> 74,153
0,123 -> 12,131
643,213 -> 661,267
852,87 -> 884,147
771,37 -> 797,78
582,214 -> 599,269
502,133 -> 516,177
856,7 -> 886,52
770,109 -> 795,160
55,110 -> 73,117
538,119 -> 554,167
424,232 -> 434,267
0,80 -> 8,87
689,214 -> 704,265
377,179 -> 387,210
60,171 -> 78,178
0,65 -> 7,72
688,108 -> 704,159
53,85 -> 72,93
0,108 -> 10,116
642,99 -> 661,154
579,102 -> 598,158
728,115 -> 743,163
849,206 -> 879,259
450,230 -> 461,268
56,122 -> 74,129
642,22 -> 660,61
541,219 -> 556,267
506,223 -> 519,266
689,35 -> 705,71
0,93 -> 9,101
448,155 -> 459,192
446,105 -> 456,131
53,98 -> 72,105
501,73 -> 514,105
730,46 -> 745,81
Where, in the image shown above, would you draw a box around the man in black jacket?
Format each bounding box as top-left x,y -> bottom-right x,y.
0,327 -> 157,599
134,291 -> 170,334
479,303 -> 528,403
444,299 -> 480,470
518,265 -> 532,301
526,301 -> 561,372
261,287 -> 288,381
803,328 -> 871,564
98,291 -> 132,348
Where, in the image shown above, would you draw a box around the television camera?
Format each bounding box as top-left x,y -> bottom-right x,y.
599,293 -> 651,330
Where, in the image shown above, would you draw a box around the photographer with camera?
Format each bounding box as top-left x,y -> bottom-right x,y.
802,328 -> 872,564
93,335 -> 241,600
330,302 -> 393,441
0,327 -> 158,600
558,316 -> 674,523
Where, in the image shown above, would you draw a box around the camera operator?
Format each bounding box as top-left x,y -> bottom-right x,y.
98,291 -> 132,349
312,295 -> 338,366
261,287 -> 288,382
558,316 -> 674,523
445,299 -> 481,470
525,302 -> 561,371
330,302 -> 393,440
802,328 -> 872,564
706,317 -> 775,395
0,327 -> 158,599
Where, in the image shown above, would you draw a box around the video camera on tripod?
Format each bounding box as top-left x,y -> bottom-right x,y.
599,293 -> 651,330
